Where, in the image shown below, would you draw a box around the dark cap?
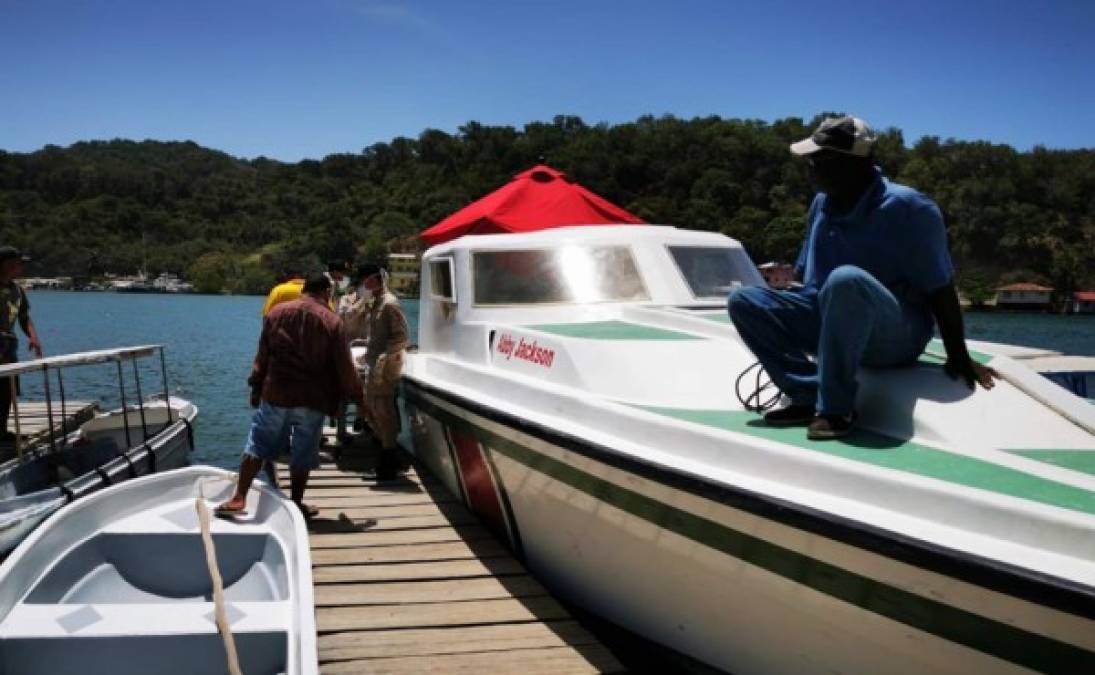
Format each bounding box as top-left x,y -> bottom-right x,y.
790,116 -> 877,157
355,261 -> 384,281
0,246 -> 30,263
327,259 -> 350,274
302,271 -> 333,295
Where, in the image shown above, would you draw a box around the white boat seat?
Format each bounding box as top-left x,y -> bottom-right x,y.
0,603 -> 288,675
0,601 -> 288,638
25,532 -> 287,604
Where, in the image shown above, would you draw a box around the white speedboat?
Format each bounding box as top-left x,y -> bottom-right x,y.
0,346 -> 198,556
0,465 -> 316,675
403,225 -> 1095,673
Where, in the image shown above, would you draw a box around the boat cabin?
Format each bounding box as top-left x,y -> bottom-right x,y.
418,225 -> 763,362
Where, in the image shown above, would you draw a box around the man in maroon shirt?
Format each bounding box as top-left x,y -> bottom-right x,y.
218,272 -> 365,518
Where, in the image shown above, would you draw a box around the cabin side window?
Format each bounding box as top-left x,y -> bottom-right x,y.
472,246 -> 649,306
667,246 -> 762,299
428,258 -> 456,303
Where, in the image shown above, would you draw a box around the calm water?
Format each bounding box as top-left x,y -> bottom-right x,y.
18,291 -> 1095,467
20,291 -> 419,469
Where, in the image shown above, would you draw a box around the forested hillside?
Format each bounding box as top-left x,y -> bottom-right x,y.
1,113 -> 1092,296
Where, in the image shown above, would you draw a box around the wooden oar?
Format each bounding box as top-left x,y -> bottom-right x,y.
196,494 -> 244,675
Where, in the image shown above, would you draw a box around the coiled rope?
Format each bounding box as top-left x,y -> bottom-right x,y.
734,361 -> 783,413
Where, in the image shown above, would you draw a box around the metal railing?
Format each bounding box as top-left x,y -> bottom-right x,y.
0,345 -> 173,462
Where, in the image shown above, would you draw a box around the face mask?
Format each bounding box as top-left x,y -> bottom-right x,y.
358,284 -> 373,303
337,277 -> 350,291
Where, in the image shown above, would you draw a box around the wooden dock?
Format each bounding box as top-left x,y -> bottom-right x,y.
0,399 -> 98,459
280,436 -> 626,674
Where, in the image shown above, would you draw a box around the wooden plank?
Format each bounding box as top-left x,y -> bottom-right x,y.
304,493 -> 456,507
285,479 -> 430,491
289,478 -> 440,494
321,644 -> 625,674
293,486 -> 443,499
317,596 -> 570,632
313,557 -> 526,584
1,401 -> 97,461
312,539 -> 508,566
307,513 -> 478,534
314,502 -> 454,520
283,477 -> 374,488
284,470 -> 429,483
317,620 -> 597,660
308,525 -> 491,549
314,576 -> 548,607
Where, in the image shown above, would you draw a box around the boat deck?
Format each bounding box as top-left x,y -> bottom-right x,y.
280,434 -> 625,674
0,399 -> 97,461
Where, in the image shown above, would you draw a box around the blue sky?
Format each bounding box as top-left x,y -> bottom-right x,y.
1,0 -> 1092,161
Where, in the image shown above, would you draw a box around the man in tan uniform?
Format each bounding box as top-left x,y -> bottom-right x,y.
358,262 -> 409,480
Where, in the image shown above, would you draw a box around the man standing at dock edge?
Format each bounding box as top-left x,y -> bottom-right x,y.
0,246 -> 43,444
358,262 -> 410,480
728,116 -> 997,440
219,272 -> 364,518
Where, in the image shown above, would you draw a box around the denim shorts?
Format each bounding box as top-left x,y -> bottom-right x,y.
243,401 -> 326,471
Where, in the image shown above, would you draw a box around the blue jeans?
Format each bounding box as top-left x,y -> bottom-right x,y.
243,401 -> 326,472
728,265 -> 931,416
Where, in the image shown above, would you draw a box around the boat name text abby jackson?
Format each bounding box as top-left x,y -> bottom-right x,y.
496,333 -> 555,368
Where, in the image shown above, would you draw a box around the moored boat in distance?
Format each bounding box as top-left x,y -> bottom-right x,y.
403,224 -> 1095,673
0,465 -> 316,674
0,346 -> 198,556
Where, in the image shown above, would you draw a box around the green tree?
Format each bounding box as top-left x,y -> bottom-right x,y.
2,119 -> 1092,294
188,252 -> 236,294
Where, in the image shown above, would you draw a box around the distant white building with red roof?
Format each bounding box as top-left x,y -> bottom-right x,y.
994,283 -> 1054,310
1071,291 -> 1095,314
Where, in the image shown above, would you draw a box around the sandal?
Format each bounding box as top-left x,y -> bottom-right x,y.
214,498 -> 248,517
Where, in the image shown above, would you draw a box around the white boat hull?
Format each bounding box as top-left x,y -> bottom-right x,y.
403,223 -> 1095,673
405,379 -> 1095,674
0,466 -> 316,675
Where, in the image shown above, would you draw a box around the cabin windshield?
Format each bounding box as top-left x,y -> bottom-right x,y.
473,246 -> 649,305
668,246 -> 760,299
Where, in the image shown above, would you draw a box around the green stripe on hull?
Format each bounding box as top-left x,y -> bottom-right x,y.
408,388 -> 1095,672
922,339 -> 995,366
528,320 -> 703,341
1011,450 -> 1095,477
639,406 -> 1095,516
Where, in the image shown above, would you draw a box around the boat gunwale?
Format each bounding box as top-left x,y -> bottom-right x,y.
403,374 -> 1095,622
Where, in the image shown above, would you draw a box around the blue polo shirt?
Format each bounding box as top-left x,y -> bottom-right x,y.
794,168 -> 953,328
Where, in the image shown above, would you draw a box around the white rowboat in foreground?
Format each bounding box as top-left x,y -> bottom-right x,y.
0,466 -> 317,675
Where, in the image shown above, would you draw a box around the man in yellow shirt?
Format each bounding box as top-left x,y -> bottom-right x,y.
262,269 -> 304,317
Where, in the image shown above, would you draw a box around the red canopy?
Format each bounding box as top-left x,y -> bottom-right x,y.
420,165 -> 644,247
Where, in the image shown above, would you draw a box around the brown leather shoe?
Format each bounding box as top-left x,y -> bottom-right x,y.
807,412 -> 858,440
762,404 -> 815,427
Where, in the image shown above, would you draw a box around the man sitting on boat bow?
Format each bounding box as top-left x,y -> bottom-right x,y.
728,116 -> 997,440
